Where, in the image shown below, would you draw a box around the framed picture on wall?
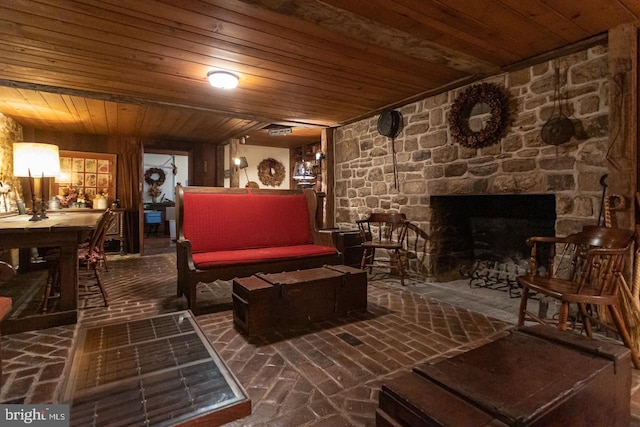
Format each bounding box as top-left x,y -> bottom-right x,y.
55,150 -> 117,208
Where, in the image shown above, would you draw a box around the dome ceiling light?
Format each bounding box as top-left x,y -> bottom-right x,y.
207,71 -> 239,89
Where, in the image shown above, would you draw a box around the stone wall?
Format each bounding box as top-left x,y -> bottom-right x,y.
334,44 -> 611,277
0,112 -> 23,214
0,112 -> 23,267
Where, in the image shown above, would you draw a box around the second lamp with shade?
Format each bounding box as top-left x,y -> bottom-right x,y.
13,142 -> 60,221
292,161 -> 315,188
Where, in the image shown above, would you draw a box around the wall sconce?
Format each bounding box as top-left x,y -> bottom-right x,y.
207,71 -> 239,89
235,156 -> 249,181
315,151 -> 326,168
293,161 -> 315,189
314,151 -> 326,190
13,142 -> 60,221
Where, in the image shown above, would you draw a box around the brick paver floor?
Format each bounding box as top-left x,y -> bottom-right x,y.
1,250 -> 640,426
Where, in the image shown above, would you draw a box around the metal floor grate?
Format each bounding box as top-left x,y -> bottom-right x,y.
336,332 -> 363,347
64,311 -> 250,427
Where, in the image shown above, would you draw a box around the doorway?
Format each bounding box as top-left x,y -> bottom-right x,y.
142,152 -> 189,255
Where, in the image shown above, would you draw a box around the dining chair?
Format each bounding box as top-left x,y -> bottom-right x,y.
42,209 -> 115,312
516,225 -> 640,369
77,209 -> 116,307
357,212 -> 409,286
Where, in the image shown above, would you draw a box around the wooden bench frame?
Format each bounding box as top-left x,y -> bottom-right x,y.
175,185 -> 341,309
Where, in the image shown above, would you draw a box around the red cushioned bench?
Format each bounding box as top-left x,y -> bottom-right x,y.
175,185 -> 341,309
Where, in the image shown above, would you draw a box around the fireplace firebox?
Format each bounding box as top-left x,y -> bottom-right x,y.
429,194 -> 556,281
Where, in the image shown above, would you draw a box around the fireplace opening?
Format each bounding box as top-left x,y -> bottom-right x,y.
429,194 -> 556,284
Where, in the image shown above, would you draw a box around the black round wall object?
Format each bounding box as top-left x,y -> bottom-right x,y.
377,110 -> 403,138
541,115 -> 574,146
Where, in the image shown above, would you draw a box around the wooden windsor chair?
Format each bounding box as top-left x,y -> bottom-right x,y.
516,225 -> 640,369
357,212 -> 409,286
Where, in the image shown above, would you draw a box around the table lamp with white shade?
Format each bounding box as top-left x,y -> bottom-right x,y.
13,142 -> 60,221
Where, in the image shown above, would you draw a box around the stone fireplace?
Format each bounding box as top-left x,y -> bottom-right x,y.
428,194 -> 556,280
333,44 -> 629,281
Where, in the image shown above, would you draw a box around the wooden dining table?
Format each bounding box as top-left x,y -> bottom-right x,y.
0,211 -> 104,333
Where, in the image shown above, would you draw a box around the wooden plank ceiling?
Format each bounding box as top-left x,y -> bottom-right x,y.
0,0 -> 638,146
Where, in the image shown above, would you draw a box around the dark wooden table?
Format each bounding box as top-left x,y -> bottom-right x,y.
0,211 -> 103,333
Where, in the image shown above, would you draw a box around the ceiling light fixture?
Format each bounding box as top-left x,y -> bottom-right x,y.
207,71 -> 239,89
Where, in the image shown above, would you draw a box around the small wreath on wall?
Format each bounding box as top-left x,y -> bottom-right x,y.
448,82 -> 510,149
257,158 -> 285,187
144,167 -> 166,187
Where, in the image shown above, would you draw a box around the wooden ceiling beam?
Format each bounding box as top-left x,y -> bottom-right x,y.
0,78 -> 269,126
236,0 -> 501,75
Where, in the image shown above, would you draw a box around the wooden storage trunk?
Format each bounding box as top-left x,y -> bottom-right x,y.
329,264 -> 368,315
377,325 -> 631,427
232,265 -> 367,336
